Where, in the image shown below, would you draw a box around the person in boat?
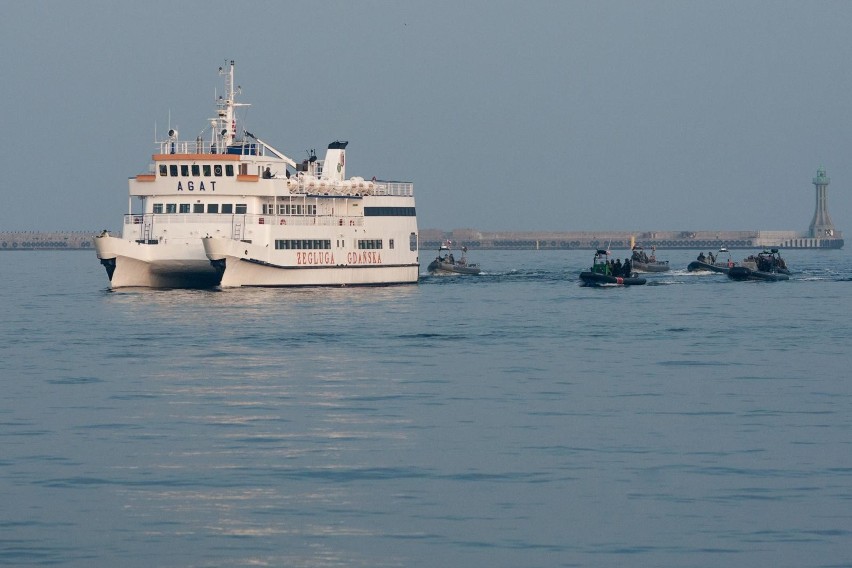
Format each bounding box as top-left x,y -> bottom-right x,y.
623,258 -> 632,277
708,251 -> 716,263
631,248 -> 641,262
263,166 -> 273,179
613,258 -> 622,275
697,252 -> 706,262
449,253 -> 454,264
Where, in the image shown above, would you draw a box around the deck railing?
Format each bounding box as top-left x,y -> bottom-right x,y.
285,179 -> 414,197
157,140 -> 268,156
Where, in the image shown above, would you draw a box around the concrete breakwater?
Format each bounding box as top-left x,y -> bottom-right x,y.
0,231 -> 103,251
420,228 -> 844,250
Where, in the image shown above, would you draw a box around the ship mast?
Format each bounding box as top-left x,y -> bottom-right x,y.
213,60 -> 249,150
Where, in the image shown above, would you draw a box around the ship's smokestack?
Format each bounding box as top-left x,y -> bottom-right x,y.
321,140 -> 348,181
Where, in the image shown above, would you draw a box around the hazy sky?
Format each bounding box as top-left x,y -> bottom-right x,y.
2,0 -> 850,233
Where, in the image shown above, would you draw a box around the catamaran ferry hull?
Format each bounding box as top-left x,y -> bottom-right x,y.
203,237 -> 418,287
95,234 -> 218,288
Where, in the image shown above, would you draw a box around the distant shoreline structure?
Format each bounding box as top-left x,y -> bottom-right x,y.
420,168 -> 844,250
419,228 -> 843,250
1,228 -> 842,251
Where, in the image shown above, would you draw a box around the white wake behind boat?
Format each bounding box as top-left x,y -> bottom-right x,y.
95,60 -> 419,288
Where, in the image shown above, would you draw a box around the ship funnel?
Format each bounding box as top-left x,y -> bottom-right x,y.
321,140 -> 348,181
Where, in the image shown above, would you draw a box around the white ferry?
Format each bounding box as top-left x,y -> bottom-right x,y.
95,60 -> 419,288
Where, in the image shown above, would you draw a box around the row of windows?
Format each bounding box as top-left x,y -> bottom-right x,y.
363,207 -> 416,216
275,240 -> 332,250
273,239 -> 395,250
262,204 -> 318,215
160,164 -> 235,177
152,203 -> 247,214
358,239 -> 384,250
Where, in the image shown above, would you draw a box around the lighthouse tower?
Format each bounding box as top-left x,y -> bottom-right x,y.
809,167 -> 837,238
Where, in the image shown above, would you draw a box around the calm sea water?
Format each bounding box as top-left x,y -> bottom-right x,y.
1,248 -> 851,567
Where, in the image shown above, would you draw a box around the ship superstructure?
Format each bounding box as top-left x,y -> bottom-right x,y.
95,61 -> 419,288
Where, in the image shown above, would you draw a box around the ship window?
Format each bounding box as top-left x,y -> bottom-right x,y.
364,206 -> 416,216
389,239 -> 395,249
179,204 -> 190,213
169,164 -> 178,176
275,239 -> 331,250
153,203 -> 163,214
235,204 -> 247,214
225,165 -> 234,176
357,239 -> 383,250
166,204 -> 177,213
214,165 -> 223,177
410,232 -> 417,251
277,204 -> 317,216
193,204 -> 204,213
203,164 -> 211,176
221,204 -> 233,214
191,164 -> 200,176
159,164 -> 167,176
207,204 -> 219,213
181,165 -> 189,176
